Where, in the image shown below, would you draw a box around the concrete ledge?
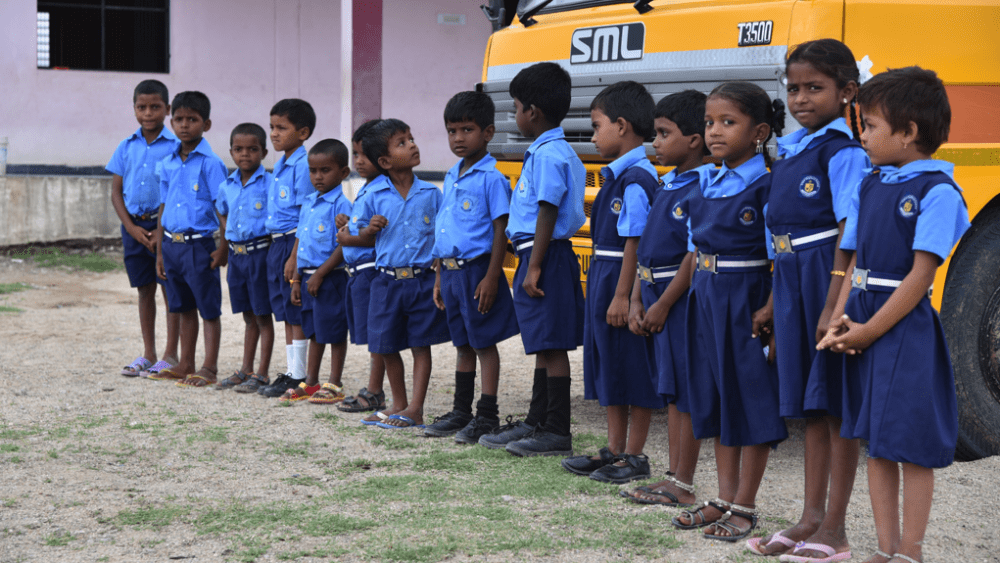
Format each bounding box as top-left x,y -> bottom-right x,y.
0,175 -> 118,246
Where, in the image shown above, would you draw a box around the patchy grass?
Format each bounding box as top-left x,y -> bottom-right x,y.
0,282 -> 30,295
30,247 -> 121,272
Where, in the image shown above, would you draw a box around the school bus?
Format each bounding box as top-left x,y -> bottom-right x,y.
478,0 -> 1000,460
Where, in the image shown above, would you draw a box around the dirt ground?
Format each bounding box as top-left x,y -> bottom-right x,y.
0,249 -> 998,563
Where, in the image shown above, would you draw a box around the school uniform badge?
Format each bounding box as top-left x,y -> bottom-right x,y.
424,215 -> 431,224
898,194 -> 919,218
280,188 -> 287,199
192,183 -> 199,192
318,224 -> 325,233
462,199 -> 472,211
610,197 -> 623,215
739,206 -> 757,226
255,201 -> 263,210
799,176 -> 820,198
671,204 -> 687,221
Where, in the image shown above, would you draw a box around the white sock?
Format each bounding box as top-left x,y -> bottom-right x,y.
285,344 -> 295,376
292,339 -> 309,380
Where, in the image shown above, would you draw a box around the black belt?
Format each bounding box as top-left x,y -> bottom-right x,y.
378,266 -> 429,280
131,211 -> 159,222
229,236 -> 271,255
440,254 -> 489,271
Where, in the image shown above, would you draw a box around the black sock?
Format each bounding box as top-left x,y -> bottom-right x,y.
475,394 -> 499,421
542,376 -> 572,436
523,368 -> 548,427
453,371 -> 476,415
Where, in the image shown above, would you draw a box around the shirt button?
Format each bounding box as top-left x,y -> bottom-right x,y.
667,183 -> 672,188
177,203 -> 181,207
239,206 -> 242,210
404,244 -> 410,248
453,183 -> 458,188
143,164 -> 147,167
441,229 -> 445,233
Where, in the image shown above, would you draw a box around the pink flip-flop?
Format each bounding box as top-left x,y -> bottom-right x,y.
747,530 -> 797,555
778,542 -> 852,563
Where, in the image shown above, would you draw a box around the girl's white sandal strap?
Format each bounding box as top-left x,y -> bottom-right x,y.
729,503 -> 759,517
875,551 -> 893,559
666,475 -> 696,493
892,554 -> 921,563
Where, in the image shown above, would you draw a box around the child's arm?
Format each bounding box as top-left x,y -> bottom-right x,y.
816,221 -> 853,343
111,175 -> 156,252
433,259 -> 445,310
284,241 -> 298,284
336,225 -> 377,247
607,237 -> 639,327
627,274 -> 647,336
828,250 -> 938,353
210,212 -> 228,269
475,215 -> 510,314
751,289 -> 776,364
817,253 -> 859,352
335,213 -> 350,230
306,246 -> 345,297
291,264 -> 303,306
155,203 -> 167,280
640,251 -> 695,334
523,202 -> 558,297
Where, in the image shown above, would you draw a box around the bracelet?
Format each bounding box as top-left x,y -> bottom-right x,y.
291,279 -> 301,284
830,270 -> 846,277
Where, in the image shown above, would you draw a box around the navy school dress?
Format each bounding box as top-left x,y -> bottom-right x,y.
841,166 -> 966,468
636,166 -> 710,411
768,123 -> 864,418
686,156 -> 787,446
583,166 -> 659,408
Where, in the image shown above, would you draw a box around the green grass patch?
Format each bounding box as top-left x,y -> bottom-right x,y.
30,248 -> 121,272
116,505 -> 191,529
0,282 -> 30,295
186,426 -> 229,444
0,444 -> 20,453
0,305 -> 22,313
571,431 -> 607,453
43,531 -> 76,546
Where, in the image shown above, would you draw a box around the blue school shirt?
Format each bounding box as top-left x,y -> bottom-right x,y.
356,175 -> 442,269
688,154 -> 774,257
841,160 -> 970,261
215,165 -> 272,242
343,180 -> 378,266
106,127 -> 179,215
505,127 -> 587,241
434,154 -> 512,259
159,138 -> 229,235
266,146 -> 313,234
297,186 -> 353,270
775,118 -> 869,222
610,146 -> 657,237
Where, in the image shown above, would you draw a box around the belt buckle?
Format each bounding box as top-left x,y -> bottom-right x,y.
637,265 -> 653,283
394,266 -> 415,280
171,232 -> 185,243
773,234 -> 793,254
698,253 -> 717,274
234,244 -> 248,255
442,258 -> 460,271
852,268 -> 869,290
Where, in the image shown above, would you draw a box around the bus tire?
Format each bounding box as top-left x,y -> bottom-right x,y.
940,205 -> 1000,461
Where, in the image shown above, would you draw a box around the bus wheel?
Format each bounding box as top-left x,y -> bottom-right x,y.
941,207 -> 1000,461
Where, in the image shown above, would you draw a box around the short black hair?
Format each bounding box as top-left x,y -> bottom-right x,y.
133,79 -> 169,105
171,91 -> 211,120
590,81 -> 655,139
361,118 -> 410,174
708,82 -> 786,164
309,139 -> 350,168
230,123 -> 267,149
444,91 -> 496,130
352,119 -> 383,144
655,90 -> 709,154
858,66 -> 950,154
509,62 -> 572,125
270,99 -> 316,138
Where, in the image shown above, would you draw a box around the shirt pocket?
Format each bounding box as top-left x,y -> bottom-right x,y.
248,199 -> 266,217
312,220 -> 332,244
275,182 -> 294,209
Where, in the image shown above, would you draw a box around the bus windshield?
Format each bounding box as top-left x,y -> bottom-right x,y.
516,0 -> 632,18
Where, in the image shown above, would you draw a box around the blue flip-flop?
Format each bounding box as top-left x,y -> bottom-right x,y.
361,411 -> 389,426
376,414 -> 425,429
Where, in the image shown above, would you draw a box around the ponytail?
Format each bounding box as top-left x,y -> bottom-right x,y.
848,95 -> 863,139
764,99 -> 786,167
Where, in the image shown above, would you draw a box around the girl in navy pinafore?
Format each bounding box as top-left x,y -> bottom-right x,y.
820,66 -> 970,563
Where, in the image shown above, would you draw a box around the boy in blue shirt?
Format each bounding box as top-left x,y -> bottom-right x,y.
213,123 -> 276,392
154,91 -> 230,387
426,92 -> 520,444
107,79 -> 181,379
336,120 -> 388,414
287,140 -> 354,403
478,62 -> 586,457
354,119 -> 451,428
260,99 -> 316,398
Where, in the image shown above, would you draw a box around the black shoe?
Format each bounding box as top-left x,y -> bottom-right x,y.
455,416 -> 499,445
589,453 -> 651,484
505,429 -> 573,457
423,410 -> 474,437
258,373 -> 297,398
478,416 -> 535,450
561,447 -> 616,476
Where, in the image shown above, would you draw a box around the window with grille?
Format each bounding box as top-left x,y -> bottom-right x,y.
37,0 -> 169,73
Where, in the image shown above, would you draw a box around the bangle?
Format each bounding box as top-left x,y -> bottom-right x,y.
291,279 -> 301,284
830,270 -> 846,277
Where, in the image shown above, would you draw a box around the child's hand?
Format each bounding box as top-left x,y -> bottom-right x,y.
361,215 -> 388,236
127,224 -> 156,252
156,252 -> 167,280
306,273 -> 323,297
816,305 -> 836,345
291,282 -> 302,306
641,301 -> 670,334
606,295 -> 629,328
284,255 -> 296,285
817,314 -> 851,351
766,331 -> 777,364
628,300 -> 648,337
335,213 -> 350,229
751,303 -> 774,340
475,275 -> 498,314
336,225 -> 351,244
210,245 -> 227,269
523,265 -> 544,298
828,314 -> 873,355
433,275 -> 445,310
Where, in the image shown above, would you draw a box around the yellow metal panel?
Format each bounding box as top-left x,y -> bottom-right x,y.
788,0 -> 845,44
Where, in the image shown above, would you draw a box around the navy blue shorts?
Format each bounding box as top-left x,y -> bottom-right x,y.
439,254 -> 519,349
367,270 -> 450,354
266,234 -> 301,325
161,236 -> 222,319
121,218 -> 163,288
300,269 -> 349,344
345,264 -> 378,345
512,239 -> 585,355
227,243 -> 272,316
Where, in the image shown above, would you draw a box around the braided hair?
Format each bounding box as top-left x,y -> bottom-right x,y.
786,39 -> 862,138
708,82 -> 786,167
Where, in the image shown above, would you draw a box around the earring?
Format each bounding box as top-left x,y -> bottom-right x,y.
756,140 -> 763,154
843,98 -> 849,104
